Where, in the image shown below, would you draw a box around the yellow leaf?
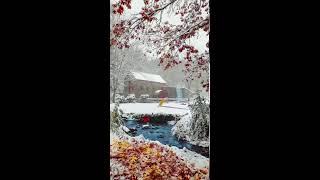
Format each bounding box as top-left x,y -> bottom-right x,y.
156,151 -> 161,158
129,155 -> 138,164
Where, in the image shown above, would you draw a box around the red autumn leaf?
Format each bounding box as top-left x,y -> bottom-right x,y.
117,5 -> 124,14
200,168 -> 208,174
149,143 -> 155,148
203,24 -> 209,31
111,39 -> 117,45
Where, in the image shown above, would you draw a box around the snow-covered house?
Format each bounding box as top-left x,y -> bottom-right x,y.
124,71 -> 167,98
124,71 -> 195,99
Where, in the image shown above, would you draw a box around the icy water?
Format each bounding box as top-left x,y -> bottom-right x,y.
124,120 -> 209,158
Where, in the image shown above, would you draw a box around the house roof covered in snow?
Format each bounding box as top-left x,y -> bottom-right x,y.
131,71 -> 167,84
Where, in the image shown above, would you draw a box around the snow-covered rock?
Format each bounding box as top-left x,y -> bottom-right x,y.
121,125 -> 130,133
126,115 -> 135,121
142,124 -> 150,128
191,141 -> 210,147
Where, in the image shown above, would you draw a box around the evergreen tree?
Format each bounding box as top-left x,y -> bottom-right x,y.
111,102 -> 124,132
189,91 -> 209,141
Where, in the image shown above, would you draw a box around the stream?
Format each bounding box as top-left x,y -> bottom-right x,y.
124,120 -> 209,158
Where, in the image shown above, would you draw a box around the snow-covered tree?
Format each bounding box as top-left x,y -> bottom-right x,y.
110,0 -> 210,92
110,47 -> 130,102
110,12 -> 153,102
171,91 -> 209,144
110,102 -> 124,131
189,91 -> 209,141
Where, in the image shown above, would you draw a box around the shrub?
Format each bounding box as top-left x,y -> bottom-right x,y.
111,102 -> 124,131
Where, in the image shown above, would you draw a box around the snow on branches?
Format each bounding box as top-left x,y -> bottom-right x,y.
111,0 -> 210,92
172,92 -> 210,144
189,93 -> 210,141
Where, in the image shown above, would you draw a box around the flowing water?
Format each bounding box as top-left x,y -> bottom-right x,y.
124,120 -> 209,158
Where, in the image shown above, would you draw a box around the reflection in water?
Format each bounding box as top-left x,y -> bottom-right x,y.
124,120 -> 209,158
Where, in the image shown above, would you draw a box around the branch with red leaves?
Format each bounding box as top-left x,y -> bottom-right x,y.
111,0 -> 210,92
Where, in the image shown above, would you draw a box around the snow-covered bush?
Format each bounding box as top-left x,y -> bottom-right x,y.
172,93 -> 210,145
140,94 -> 149,98
139,94 -> 149,103
171,114 -> 193,141
110,102 -> 124,132
126,94 -> 136,103
115,94 -> 125,103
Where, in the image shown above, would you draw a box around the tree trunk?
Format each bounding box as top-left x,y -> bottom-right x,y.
186,81 -> 192,101
112,76 -> 117,103
113,88 -> 116,103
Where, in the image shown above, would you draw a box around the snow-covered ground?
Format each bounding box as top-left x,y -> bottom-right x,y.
110,102 -> 190,115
